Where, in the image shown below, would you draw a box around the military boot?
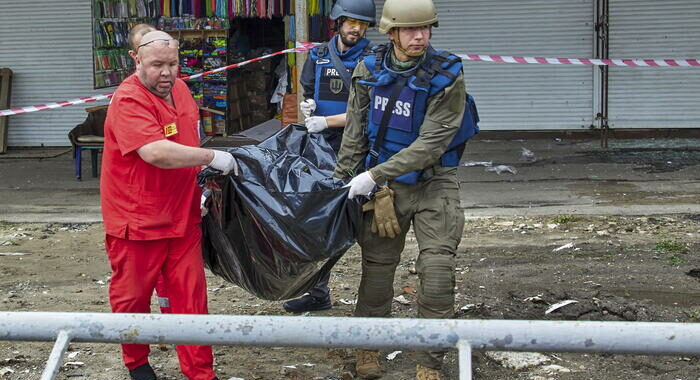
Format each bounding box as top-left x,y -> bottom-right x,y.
416,364 -> 441,380
355,349 -> 382,379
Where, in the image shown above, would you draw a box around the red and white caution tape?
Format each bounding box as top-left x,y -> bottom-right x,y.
3,44 -> 697,117
0,94 -> 115,117
458,54 -> 700,67
0,42 -> 319,117
184,42 -> 318,81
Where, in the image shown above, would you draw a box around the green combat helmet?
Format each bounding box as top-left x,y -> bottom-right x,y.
378,0 -> 439,34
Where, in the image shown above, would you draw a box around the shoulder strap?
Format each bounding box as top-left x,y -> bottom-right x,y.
326,43 -> 353,89
315,43 -> 328,60
368,75 -> 409,169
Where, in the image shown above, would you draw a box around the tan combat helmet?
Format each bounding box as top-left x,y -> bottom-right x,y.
378,0 -> 439,34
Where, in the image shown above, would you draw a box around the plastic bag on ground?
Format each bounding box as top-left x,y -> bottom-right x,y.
199,124 -> 362,300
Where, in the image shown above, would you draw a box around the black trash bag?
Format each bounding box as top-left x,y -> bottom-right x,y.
199,124 -> 362,300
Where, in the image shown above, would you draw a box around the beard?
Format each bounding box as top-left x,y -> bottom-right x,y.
339,29 -> 361,47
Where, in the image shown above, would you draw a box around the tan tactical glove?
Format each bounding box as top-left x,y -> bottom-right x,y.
372,187 -> 401,239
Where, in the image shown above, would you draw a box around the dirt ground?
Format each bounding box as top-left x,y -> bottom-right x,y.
1,212 -> 699,380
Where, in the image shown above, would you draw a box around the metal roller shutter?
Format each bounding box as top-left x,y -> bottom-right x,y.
367,0 -> 596,130
0,0 -> 109,147
608,0 -> 700,129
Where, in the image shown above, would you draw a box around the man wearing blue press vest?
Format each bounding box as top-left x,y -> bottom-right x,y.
333,0 -> 480,378
282,0 -> 377,314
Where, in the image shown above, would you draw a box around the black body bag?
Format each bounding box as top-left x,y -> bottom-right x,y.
198,124 -> 362,300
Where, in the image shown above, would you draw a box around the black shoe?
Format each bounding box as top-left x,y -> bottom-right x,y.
283,294 -> 332,313
129,363 -> 157,380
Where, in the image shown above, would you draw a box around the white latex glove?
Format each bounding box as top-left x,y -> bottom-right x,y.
208,150 -> 238,176
305,116 -> 328,133
300,99 -> 316,118
345,171 -> 376,199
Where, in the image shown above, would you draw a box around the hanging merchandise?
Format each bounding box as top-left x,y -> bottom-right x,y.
199,125 -> 362,300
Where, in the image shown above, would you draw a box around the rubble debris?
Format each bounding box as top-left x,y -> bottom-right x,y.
393,295 -> 411,305
486,165 -> 518,175
540,364 -> 572,374
520,147 -> 536,162
545,300 -> 578,315
485,352 -> 551,370
552,243 -> 575,252
523,295 -> 544,303
463,161 -> 493,167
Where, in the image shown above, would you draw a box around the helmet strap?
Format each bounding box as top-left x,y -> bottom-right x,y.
391,29 -> 426,58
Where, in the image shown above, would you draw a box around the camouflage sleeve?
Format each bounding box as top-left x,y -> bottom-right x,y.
333,62 -> 373,180
368,71 -> 466,185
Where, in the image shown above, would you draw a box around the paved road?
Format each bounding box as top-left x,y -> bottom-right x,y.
0,137 -> 698,223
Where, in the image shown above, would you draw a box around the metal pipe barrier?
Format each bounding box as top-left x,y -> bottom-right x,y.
3,312 -> 700,380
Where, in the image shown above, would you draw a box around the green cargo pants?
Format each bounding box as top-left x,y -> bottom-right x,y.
354,167 -> 465,370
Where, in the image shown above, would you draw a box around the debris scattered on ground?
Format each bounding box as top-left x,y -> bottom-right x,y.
545,300 -> 579,315
552,242 -> 575,252
523,295 -> 544,303
539,364 -> 572,374
0,367 -> 14,377
393,295 -> 411,305
486,165 -> 518,175
0,252 -> 30,256
485,352 -> 551,370
386,351 -> 402,361
520,147 -> 536,162
338,299 -> 356,305
686,269 -> 700,279
463,161 -> 493,167
463,159 -> 518,174
63,362 -> 84,367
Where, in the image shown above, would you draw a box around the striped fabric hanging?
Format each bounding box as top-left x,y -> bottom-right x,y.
217,0 -> 224,17
257,0 -> 264,18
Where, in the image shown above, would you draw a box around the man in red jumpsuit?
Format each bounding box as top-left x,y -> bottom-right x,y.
100,30 -> 235,380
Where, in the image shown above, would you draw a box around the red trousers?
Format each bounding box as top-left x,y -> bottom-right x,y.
105,224 -> 215,380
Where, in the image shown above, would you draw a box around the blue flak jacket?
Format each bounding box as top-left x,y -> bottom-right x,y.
309,35 -> 371,116
361,44 -> 480,184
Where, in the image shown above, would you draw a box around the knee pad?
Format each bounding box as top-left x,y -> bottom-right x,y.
416,250 -> 456,315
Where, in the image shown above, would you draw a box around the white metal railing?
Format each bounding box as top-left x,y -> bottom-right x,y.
2,312 -> 700,380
